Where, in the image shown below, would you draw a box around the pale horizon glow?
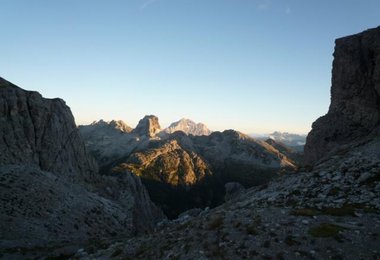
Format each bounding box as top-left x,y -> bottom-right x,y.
1,0 -> 379,135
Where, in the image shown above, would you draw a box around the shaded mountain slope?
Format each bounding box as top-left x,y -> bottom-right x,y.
82,122 -> 297,218
0,78 -> 164,258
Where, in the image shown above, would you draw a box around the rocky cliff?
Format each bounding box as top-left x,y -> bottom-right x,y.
304,26 -> 380,165
114,139 -> 212,186
0,78 -> 164,257
132,115 -> 161,138
0,77 -> 97,182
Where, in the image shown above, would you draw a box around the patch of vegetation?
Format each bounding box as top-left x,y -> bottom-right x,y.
159,243 -> 172,257
246,224 -> 258,235
291,203 -> 378,219
111,248 -> 123,257
308,223 -> 345,237
361,173 -> 380,186
290,189 -> 301,196
327,187 -> 341,196
135,244 -> 152,257
176,221 -> 191,231
321,204 -> 356,216
262,240 -> 271,248
207,215 -> 224,230
284,235 -> 300,246
290,208 -> 320,217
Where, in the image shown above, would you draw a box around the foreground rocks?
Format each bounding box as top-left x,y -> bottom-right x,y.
0,78 -> 164,258
78,145 -> 380,259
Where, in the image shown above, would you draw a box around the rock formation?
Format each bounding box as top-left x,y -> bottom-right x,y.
0,78 -> 164,257
79,119 -> 141,167
113,139 -> 212,186
304,26 -> 380,165
132,115 -> 161,138
0,77 -> 97,182
162,118 -> 212,136
109,119 -> 133,132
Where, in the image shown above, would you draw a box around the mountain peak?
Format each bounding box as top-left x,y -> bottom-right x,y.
132,115 -> 161,138
89,119 -> 132,133
109,120 -> 133,133
164,118 -> 211,136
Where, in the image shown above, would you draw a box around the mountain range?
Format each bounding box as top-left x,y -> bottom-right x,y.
77,25 -> 380,260
1,26 -> 379,259
79,116 -> 298,217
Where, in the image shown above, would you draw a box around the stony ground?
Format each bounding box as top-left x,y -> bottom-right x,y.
76,147 -> 380,260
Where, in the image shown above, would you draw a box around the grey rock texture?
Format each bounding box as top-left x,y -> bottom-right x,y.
132,115 -> 161,138
79,148 -> 380,260
224,182 -> 245,201
162,118 -> 212,136
0,77 -> 97,182
305,26 -> 380,165
79,120 -> 143,167
0,78 -> 165,257
109,119 -> 133,133
114,139 -> 212,186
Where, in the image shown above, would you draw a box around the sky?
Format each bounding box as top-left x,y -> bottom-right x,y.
1,0 -> 379,134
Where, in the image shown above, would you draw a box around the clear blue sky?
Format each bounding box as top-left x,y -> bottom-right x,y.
1,0 -> 379,134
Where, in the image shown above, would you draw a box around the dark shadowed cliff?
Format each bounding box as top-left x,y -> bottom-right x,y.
0,78 -> 164,258
304,26 -> 380,165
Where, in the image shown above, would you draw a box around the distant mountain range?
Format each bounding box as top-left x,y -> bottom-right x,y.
250,131 -> 306,150
78,116 -> 299,218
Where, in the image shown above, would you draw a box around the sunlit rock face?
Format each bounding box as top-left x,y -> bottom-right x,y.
107,119 -> 133,133
162,118 -> 212,136
113,139 -> 212,186
99,128 -> 297,218
304,26 -> 380,165
132,115 -> 161,138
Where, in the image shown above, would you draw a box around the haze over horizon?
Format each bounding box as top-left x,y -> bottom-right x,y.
1,0 -> 379,134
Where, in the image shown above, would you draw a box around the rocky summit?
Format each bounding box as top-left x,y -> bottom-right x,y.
75,27 -> 380,259
132,115 -> 161,138
0,78 -> 165,259
304,26 -> 380,165
162,118 -> 212,136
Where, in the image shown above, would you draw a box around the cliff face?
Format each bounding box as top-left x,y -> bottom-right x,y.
132,115 -> 161,138
115,140 -> 212,186
0,78 -> 164,253
0,78 -> 97,181
304,27 -> 380,165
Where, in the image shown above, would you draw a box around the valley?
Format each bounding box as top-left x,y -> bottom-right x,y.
0,25 -> 379,259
